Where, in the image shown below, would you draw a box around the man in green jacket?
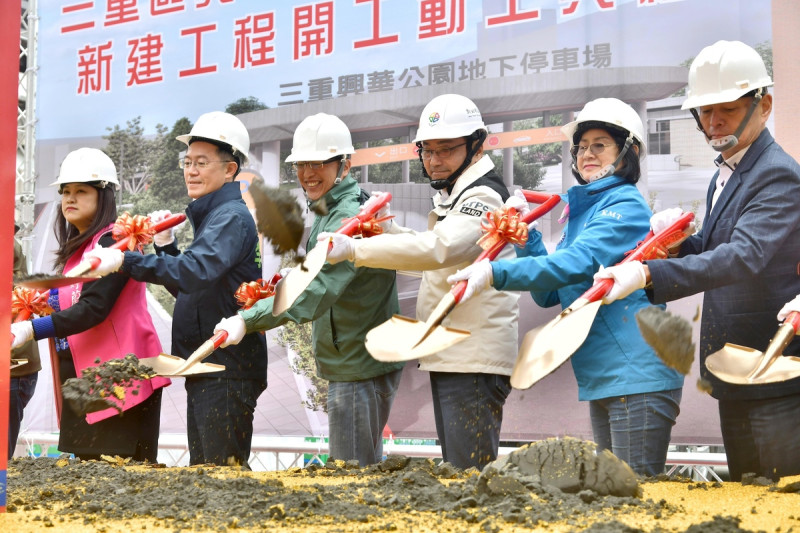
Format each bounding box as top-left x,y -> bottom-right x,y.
214,113 -> 404,466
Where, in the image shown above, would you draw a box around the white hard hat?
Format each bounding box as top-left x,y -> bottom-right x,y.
50,147 -> 119,188
176,111 -> 250,165
285,113 -> 355,163
561,98 -> 646,154
413,94 -> 487,143
681,40 -> 773,110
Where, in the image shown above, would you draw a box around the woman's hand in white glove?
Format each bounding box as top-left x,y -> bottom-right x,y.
504,189 -> 531,218
11,321 -> 34,350
83,245 -> 124,276
593,262 -> 647,304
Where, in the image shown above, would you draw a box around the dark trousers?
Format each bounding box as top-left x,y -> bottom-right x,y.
429,371 -> 511,470
185,377 -> 266,467
9,373 -> 38,459
719,392 -> 800,481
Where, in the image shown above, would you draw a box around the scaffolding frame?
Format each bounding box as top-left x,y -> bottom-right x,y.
16,0 -> 37,264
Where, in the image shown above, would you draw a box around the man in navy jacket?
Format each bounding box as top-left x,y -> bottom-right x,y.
597,41 -> 800,481
88,111 -> 267,467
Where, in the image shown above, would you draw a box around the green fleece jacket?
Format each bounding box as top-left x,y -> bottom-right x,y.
240,177 -> 404,381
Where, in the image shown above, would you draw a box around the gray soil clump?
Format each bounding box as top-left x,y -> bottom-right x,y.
7,438 -> 696,532
249,178 -> 306,256
62,354 -> 155,415
636,306 -> 695,375
486,436 -> 641,497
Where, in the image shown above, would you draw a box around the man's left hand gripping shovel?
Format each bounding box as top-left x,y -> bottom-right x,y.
365,191 -> 561,362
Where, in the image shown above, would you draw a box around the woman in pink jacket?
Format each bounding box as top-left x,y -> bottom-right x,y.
10,148 -> 170,462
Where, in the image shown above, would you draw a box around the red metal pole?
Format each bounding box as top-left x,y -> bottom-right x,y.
1,0 -> 23,513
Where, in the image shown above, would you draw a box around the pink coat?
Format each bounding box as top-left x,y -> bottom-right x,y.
58,225 -> 171,424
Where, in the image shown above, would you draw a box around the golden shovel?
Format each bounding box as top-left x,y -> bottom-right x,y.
366,191 -> 562,362
705,311 -> 800,385
272,192 -> 392,315
510,211 -> 696,390
138,330 -> 227,377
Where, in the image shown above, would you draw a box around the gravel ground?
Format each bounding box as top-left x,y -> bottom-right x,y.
4,437 -> 800,533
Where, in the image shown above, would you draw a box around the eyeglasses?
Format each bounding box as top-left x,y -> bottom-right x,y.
291,159 -> 340,174
419,143 -> 467,161
570,143 -> 616,158
179,159 -> 233,170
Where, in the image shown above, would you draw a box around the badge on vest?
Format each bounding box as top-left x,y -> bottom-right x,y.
460,200 -> 489,218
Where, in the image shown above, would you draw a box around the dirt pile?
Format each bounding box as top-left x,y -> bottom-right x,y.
5,437 -> 800,532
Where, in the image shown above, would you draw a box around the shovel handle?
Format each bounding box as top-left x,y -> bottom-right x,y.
578,212 -> 696,304
451,191 -> 561,304
624,212 -> 695,263
65,213 -> 188,277
786,311 -> 800,334
336,192 -> 392,236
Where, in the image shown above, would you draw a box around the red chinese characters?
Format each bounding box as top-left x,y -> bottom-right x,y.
61,1 -> 96,33
293,2 -> 334,60
418,0 -> 465,39
150,0 -> 185,16
104,0 -> 140,26
127,33 -> 164,86
77,41 -> 113,94
486,0 -> 539,27
179,24 -> 218,78
353,0 -> 399,50
234,13 -> 276,69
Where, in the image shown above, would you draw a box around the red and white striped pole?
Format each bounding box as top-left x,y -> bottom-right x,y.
1,0 -> 23,513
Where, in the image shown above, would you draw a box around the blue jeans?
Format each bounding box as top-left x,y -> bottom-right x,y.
719,393 -> 800,481
327,369 -> 403,466
9,373 -> 38,459
185,377 -> 266,467
429,371 -> 512,470
589,388 -> 682,477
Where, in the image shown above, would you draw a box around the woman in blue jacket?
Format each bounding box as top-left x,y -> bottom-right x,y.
448,98 -> 684,476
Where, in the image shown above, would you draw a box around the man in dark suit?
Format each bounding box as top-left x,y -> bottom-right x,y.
595,40 -> 800,481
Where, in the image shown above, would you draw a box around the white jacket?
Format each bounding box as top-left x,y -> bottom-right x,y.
354,155 -> 519,375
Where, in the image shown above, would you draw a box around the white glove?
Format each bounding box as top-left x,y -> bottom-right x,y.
372,192 -> 393,232
11,321 -> 34,350
650,207 -> 696,250
505,189 -> 531,218
148,209 -> 176,247
214,314 -> 246,348
83,245 -> 124,276
317,232 -> 356,264
777,294 -> 800,322
593,262 -> 647,304
446,258 -> 494,303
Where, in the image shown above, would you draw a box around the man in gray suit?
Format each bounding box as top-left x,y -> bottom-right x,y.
595,40 -> 800,481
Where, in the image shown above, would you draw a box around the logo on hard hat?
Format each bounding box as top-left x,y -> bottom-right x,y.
428,112 -> 440,126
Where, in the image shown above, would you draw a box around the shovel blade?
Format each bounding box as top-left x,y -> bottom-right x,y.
365,315 -> 470,362
705,344 -> 800,385
510,300 -> 601,389
273,244 -> 328,316
138,353 -> 225,377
